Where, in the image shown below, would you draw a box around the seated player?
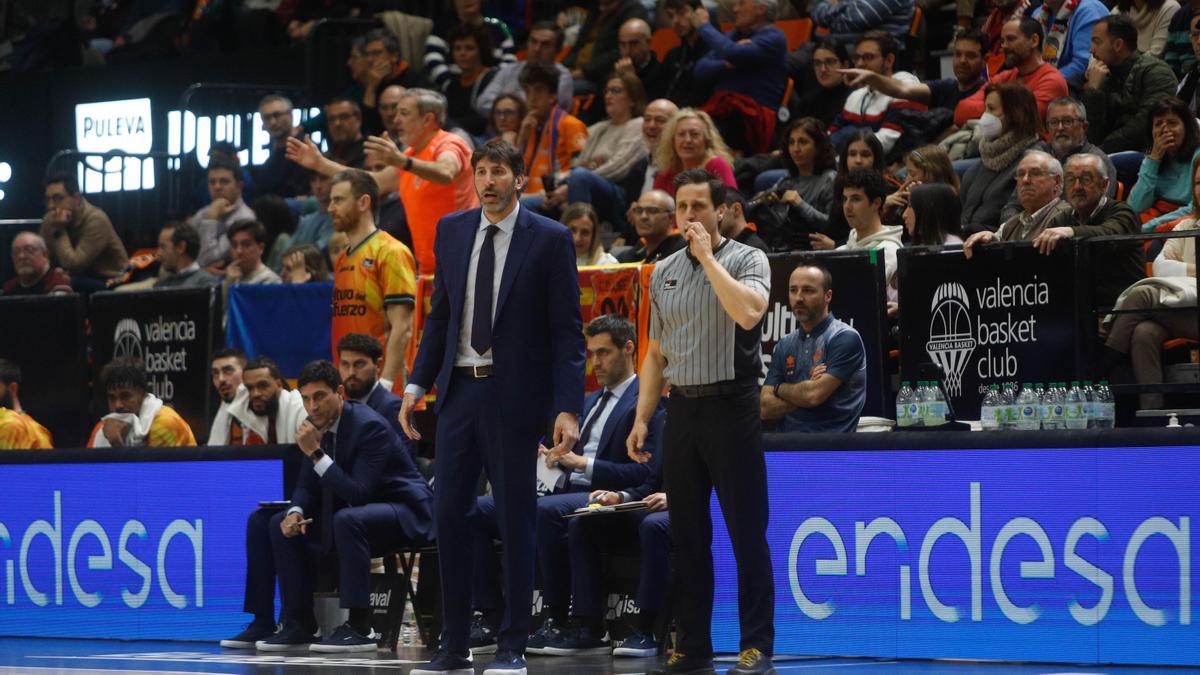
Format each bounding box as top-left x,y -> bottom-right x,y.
336,332 -> 411,446
0,359 -> 52,449
87,358 -> 196,448
208,356 -> 306,445
207,348 -> 247,442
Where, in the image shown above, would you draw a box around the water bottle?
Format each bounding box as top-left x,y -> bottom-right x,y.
1000,383 -> 1017,430
1095,380 -> 1115,429
924,381 -> 947,427
1083,380 -> 1096,428
1064,381 -> 1087,429
1017,383 -> 1039,430
1036,383 -> 1053,429
896,381 -> 915,428
1050,383 -> 1067,430
980,385 -> 1002,430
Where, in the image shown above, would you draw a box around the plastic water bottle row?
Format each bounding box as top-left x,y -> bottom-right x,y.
895,381 -> 949,428
978,381 -> 1114,430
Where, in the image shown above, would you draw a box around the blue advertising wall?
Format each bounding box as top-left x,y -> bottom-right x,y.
0,458 -> 282,640
712,442 -> 1199,665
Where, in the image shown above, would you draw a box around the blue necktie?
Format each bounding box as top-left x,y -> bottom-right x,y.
472,225 -> 499,356
574,390 -> 612,455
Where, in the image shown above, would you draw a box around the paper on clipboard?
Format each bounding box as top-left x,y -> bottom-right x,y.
536,457 -> 568,494
564,500 -> 649,518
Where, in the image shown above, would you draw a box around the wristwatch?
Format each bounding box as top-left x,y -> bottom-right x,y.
310,449 -> 325,463
773,383 -> 782,398
404,155 -> 414,171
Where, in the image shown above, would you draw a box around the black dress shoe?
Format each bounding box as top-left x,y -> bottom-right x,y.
728,647 -> 777,674
648,651 -> 717,674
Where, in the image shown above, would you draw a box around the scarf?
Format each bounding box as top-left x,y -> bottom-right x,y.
978,131 -> 1039,171
983,0 -> 1032,55
1038,0 -> 1081,68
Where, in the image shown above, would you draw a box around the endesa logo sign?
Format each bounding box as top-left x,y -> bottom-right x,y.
73,98 -> 155,193
710,445 -> 1200,665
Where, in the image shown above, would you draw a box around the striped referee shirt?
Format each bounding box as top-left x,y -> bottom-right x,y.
648,238 -> 771,386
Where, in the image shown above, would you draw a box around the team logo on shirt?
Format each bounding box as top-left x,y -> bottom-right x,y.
784,355 -> 795,377
813,347 -> 823,364
663,279 -> 677,290
361,258 -> 375,271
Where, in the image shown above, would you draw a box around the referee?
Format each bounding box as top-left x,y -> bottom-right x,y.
628,169 -> 775,675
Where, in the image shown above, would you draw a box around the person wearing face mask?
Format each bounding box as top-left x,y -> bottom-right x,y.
960,82 -> 1044,235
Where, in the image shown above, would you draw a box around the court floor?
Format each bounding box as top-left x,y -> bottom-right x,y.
0,639 -> 1197,675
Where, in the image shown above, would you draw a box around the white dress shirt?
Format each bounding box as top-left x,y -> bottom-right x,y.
287,406 -> 343,516
570,373 -> 636,487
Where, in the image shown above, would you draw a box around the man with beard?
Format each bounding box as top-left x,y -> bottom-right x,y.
0,359 -> 52,449
760,263 -> 866,433
954,18 -> 1068,127
336,332 -> 411,449
208,348 -> 245,442
840,31 -> 989,119
323,98 -> 367,169
980,0 -> 1034,75
208,357 -> 306,446
87,359 -> 195,447
156,221 -> 221,289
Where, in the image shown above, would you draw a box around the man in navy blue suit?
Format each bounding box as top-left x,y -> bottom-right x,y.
468,315 -> 664,656
220,360 -> 433,654
402,139 -> 586,675
337,332 -> 415,458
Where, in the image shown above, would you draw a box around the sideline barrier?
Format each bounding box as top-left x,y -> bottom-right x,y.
713,427 -> 1200,665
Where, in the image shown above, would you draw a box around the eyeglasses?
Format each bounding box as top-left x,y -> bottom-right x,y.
1016,168 -> 1053,180
854,52 -> 881,63
1064,174 -> 1099,186
364,48 -> 389,59
261,111 -> 291,121
813,58 -> 841,69
631,206 -> 668,215
1047,117 -> 1080,128
12,245 -> 42,256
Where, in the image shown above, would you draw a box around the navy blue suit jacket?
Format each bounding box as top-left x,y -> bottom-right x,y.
292,400 -> 433,540
364,382 -> 415,458
409,205 -> 585,424
579,376 -> 666,490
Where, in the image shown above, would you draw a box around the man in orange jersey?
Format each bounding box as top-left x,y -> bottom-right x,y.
328,169 -> 418,391
287,88 -> 476,275
0,359 -> 51,449
87,359 -> 196,448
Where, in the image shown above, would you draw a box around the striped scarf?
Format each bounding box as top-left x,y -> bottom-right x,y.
1038,0 -> 1082,68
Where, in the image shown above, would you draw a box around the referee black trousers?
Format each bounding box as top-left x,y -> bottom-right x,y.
663,385 -> 774,658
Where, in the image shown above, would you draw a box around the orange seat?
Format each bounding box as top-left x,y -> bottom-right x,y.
651,27 -> 681,61
1163,338 -> 1199,351
909,6 -> 924,37
775,18 -> 813,51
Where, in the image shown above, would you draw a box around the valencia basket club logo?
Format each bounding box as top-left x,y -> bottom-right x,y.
926,283 -> 976,397
113,318 -> 143,360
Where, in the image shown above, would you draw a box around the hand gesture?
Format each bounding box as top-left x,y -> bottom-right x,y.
102,418 -> 129,446
691,6 -> 709,29
1085,58 -> 1109,89
781,189 -> 803,206
1032,226 -> 1073,256
280,511 -> 308,538
365,58 -> 392,88
808,232 -> 835,250
550,412 -> 579,456
286,135 -> 323,170
614,57 -> 634,75
590,489 -> 623,506
398,392 -> 421,441
43,207 -> 71,229
364,132 -> 407,168
1149,124 -> 1179,162
626,420 -> 651,463
962,230 -> 995,259
645,492 -> 668,512
206,197 -> 236,222
683,221 -> 713,261
295,418 -> 322,457
225,260 -> 243,283
838,68 -> 874,88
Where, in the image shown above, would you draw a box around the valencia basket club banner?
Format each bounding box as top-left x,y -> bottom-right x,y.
90,288 -> 223,443
897,245 -> 1085,419
579,264 -> 642,392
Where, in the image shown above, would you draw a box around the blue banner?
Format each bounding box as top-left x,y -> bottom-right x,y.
0,459 -> 281,640
712,445 -> 1199,665
226,282 -> 333,377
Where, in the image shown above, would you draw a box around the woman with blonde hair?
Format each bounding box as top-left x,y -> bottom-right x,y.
563,202 -> 618,266
652,108 -> 738,195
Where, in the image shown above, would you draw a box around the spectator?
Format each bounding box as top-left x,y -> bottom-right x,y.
379,84 -> 407,143
1175,11 -> 1200,111
360,29 -> 430,137
812,0 -> 915,38
251,194 -> 297,272
488,93 -> 526,145
290,172 -> 334,254
191,157 -> 255,273
1127,97 -> 1200,230
563,0 -> 649,92
197,142 -> 257,209
440,23 -> 499,139
425,0 -> 516,92
616,190 -> 686,262
961,82 -> 1044,235
981,0 -> 1038,75
719,190 -> 770,252
693,0 -> 788,156
966,150 -> 1073,254
954,18 -> 1069,128
281,244 -> 330,284
614,18 -> 666,101
39,172 -> 128,290
336,332 -> 411,445
223,219 -> 283,304
760,263 -> 867,433
564,203 -> 620,266
751,117 -> 838,252
363,154 -> 412,254
1163,0 -> 1200,77
209,348 -> 246,407
652,108 -> 736,196
3,232 -> 71,296
1031,0 -> 1108,87
794,39 -> 851,127
1038,153 -> 1145,307
0,359 -> 51,450
323,98 -> 367,168
837,169 -> 903,301
328,232 -> 350,268
254,94 -> 306,198
883,144 -> 960,226
207,356 -> 305,445
660,0 -> 713,107
475,22 -> 574,119
1083,14 -> 1180,152
619,98 -> 680,216
87,358 -> 196,448
1110,0 -> 1181,58
516,63 -> 589,203
828,31 -> 924,158
543,71 -> 647,233
903,183 -> 965,245
156,221 -> 221,289
820,130 -> 891,251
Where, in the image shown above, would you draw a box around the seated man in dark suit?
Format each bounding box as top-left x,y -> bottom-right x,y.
469,315 -> 665,656
336,332 -> 413,454
220,360 -> 433,654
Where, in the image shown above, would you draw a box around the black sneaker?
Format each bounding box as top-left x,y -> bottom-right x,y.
219,619 -> 277,649
541,626 -> 611,656
470,613 -> 498,655
482,649 -> 527,674
524,616 -> 566,655
648,651 -> 717,674
309,622 -> 379,653
728,647 -> 776,674
410,649 -> 474,674
612,629 -> 658,657
254,619 -> 319,651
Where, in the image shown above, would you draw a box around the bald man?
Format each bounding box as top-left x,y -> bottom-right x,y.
615,18 -> 668,100
3,232 -> 72,296
617,190 -> 685,263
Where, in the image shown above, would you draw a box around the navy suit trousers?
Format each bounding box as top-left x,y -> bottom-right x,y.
569,510 -> 671,620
